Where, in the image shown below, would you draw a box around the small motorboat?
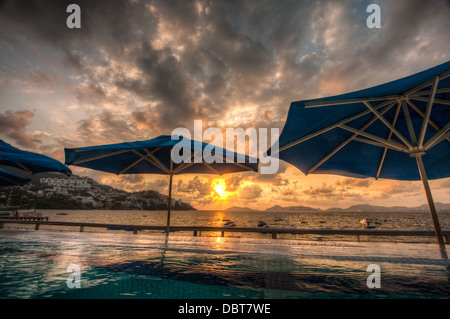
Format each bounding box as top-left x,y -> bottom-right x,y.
257,221 -> 269,228
223,221 -> 236,227
360,218 -> 376,228
107,228 -> 142,232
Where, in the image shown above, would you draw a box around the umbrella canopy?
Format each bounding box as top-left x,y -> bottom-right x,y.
65,135 -> 259,234
0,139 -> 72,175
0,168 -> 30,187
269,61 -> 450,245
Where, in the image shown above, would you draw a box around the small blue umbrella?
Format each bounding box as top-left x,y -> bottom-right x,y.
269,61 -> 450,245
0,139 -> 72,175
65,135 -> 259,234
0,168 -> 30,187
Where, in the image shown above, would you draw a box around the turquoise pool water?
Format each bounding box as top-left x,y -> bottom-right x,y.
0,229 -> 449,299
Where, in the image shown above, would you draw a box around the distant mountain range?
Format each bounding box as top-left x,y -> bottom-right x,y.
265,205 -> 321,212
264,203 -> 450,212
225,206 -> 258,211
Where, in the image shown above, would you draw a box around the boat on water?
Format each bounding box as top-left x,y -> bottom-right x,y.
257,221 -> 269,228
223,221 -> 236,227
0,206 -> 19,216
360,218 -> 376,228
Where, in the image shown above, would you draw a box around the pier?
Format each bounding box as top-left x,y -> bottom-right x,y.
0,219 -> 449,243
0,216 -> 49,221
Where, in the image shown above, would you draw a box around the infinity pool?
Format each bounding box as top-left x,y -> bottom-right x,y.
0,229 -> 449,299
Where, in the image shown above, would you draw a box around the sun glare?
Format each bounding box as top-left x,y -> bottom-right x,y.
212,178 -> 229,199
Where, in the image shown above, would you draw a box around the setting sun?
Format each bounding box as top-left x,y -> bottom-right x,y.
212,178 -> 229,199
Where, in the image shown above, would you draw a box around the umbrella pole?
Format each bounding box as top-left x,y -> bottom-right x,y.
415,155 -> 445,246
166,173 -> 173,236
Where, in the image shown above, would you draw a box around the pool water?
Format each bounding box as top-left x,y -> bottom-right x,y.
0,229 -> 449,299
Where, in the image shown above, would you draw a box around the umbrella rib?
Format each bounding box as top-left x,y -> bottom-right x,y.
423,123 -> 450,150
375,102 -> 402,179
131,150 -> 169,174
411,97 -> 450,106
418,76 -> 439,148
233,162 -> 255,171
117,148 -> 163,175
402,69 -> 450,96
14,161 -> 33,174
305,67 -> 449,108
151,147 -> 162,154
277,99 -> 394,153
133,150 -> 169,174
405,99 -> 450,142
202,161 -> 221,175
339,125 -> 407,152
409,87 -> 450,97
174,161 -> 196,174
118,157 -> 145,175
401,100 -> 418,145
143,156 -> 168,173
352,137 -> 404,151
217,152 -> 256,172
0,175 -> 21,186
143,148 -> 170,173
304,95 -> 400,108
173,151 -> 200,174
307,101 -> 396,175
72,150 -> 130,165
363,101 -> 413,149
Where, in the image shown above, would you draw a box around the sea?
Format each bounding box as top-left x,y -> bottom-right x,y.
4,209 -> 450,243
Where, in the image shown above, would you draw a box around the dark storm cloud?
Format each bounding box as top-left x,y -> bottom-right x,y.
76,110 -> 138,145
115,41 -> 204,129
74,83 -> 108,106
1,0 -> 449,145
309,0 -> 450,93
0,110 -> 38,148
176,176 -> 211,198
368,0 -> 450,67
111,0 -> 321,129
0,0 -> 153,59
239,184 -> 263,200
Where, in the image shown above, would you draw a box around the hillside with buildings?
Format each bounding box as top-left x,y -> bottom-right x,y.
0,173 -> 195,211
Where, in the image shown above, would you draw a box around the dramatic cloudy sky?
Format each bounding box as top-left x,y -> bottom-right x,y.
0,0 -> 449,210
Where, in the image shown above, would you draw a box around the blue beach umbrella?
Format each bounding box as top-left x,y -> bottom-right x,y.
0,139 -> 72,175
268,61 -> 450,245
65,135 -> 259,234
0,168 -> 31,187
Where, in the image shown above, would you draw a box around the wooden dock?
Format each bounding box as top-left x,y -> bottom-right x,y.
0,216 -> 49,221
0,219 -> 449,243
